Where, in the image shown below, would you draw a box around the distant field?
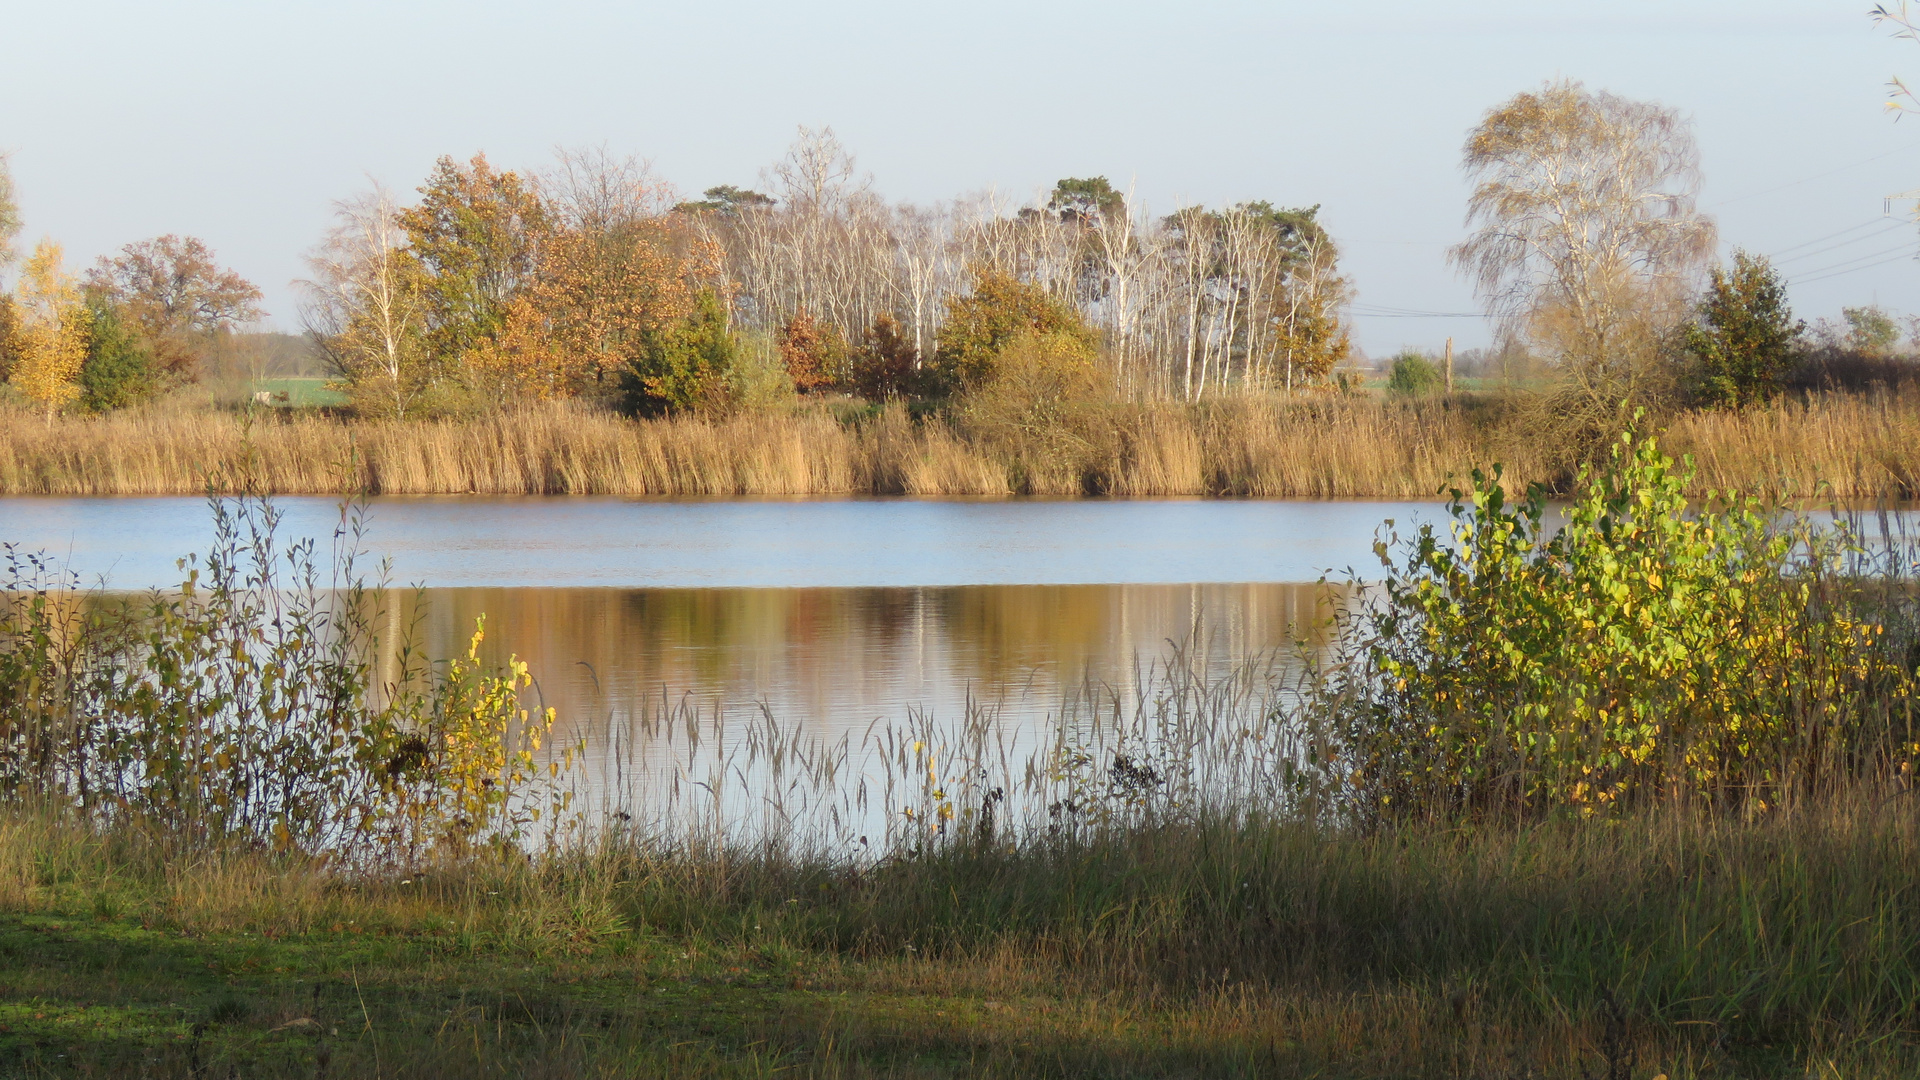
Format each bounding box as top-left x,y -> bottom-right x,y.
246,377 -> 347,408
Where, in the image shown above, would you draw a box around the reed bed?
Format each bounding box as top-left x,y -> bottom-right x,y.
1665,390 -> 1920,499
8,390 -> 1915,499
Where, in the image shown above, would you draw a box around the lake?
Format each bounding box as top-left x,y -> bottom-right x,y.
0,493 -> 1427,722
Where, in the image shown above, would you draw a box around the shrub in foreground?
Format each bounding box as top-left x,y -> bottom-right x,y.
1317,427 -> 1917,821
0,491 -> 563,862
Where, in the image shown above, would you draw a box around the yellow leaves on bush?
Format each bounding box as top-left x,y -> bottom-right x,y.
932,268 -> 1095,391
1335,426 -> 1916,820
384,614 -> 567,856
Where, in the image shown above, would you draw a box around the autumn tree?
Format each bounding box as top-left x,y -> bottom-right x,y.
0,148 -> 27,377
1451,81 -> 1716,410
398,154 -> 548,366
301,189 -> 432,418
85,235 -> 262,380
1683,251 -> 1802,409
475,151 -> 694,402
932,268 -> 1097,391
0,296 -> 18,383
478,221 -> 692,401
9,241 -> 91,420
849,312 -> 918,400
618,290 -> 736,416
777,310 -> 847,392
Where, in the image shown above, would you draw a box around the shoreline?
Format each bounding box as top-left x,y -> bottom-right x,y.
2,390 -> 1917,500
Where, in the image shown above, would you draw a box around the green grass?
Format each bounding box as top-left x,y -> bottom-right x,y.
4,805 -> 1919,1078
246,378 -> 348,409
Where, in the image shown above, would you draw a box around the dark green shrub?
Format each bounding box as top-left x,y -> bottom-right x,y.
78,303 -> 158,412
1385,351 -> 1441,395
1684,250 -> 1802,409
618,290 -> 737,416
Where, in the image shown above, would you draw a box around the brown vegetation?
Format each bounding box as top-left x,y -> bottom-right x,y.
2,389 -> 1918,499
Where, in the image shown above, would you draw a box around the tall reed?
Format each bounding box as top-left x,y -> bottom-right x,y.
5,390 -> 1916,498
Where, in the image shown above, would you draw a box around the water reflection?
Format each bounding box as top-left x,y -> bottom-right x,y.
405,583 -> 1340,749
385,583 -> 1341,839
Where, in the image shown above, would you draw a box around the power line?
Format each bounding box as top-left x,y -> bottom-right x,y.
1769,219 -> 1909,265
1766,217 -> 1895,258
1788,241 -> 1920,280
1793,250 -> 1919,286
1348,302 -> 1483,318
1707,144 -> 1920,209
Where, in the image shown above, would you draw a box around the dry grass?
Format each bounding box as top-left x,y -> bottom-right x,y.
1665,390 -> 1920,499
2,390 -> 1918,499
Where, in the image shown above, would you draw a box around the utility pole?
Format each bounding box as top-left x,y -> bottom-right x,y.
1444,337 -> 1454,395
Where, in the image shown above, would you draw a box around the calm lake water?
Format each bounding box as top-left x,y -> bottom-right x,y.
0,495 -> 1433,590
1,494 -> 1418,728
0,492 -> 1411,772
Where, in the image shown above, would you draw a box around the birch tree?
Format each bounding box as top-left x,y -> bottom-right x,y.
1450,80 -> 1716,407
300,189 -> 431,418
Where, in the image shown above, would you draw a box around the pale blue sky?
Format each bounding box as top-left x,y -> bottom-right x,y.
4,1 -> 1916,354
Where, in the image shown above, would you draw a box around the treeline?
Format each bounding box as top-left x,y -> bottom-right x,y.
7,91 -> 1920,435
293,133 -> 1354,419
0,197 -> 263,419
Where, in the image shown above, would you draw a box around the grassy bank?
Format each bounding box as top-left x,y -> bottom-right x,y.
4,802 -> 1920,1078
3,390 -> 1919,498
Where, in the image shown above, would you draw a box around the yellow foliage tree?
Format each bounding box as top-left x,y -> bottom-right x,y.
10,240 -> 91,421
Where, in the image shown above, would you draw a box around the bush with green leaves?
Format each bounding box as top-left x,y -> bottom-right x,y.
77,303 -> 158,412
1385,351 -> 1442,395
618,289 -> 737,416
1315,428 -> 1916,822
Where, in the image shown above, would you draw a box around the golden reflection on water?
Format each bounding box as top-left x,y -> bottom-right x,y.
398,583 -> 1343,744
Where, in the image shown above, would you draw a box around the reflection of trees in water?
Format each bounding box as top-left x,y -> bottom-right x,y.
390,583 -> 1348,741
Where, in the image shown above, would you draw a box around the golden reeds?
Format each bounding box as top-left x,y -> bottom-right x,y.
1,391 -> 1916,498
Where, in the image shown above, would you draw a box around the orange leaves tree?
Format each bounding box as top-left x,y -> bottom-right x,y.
777,309 -> 847,392
849,312 -> 919,400
84,235 -> 262,382
310,150 -> 728,415
475,219 -> 695,402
